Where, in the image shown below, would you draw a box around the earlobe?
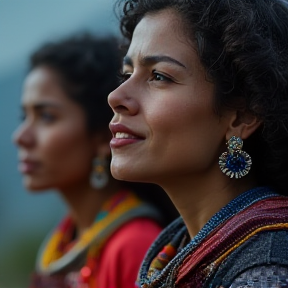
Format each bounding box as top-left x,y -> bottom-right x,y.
226,110 -> 262,140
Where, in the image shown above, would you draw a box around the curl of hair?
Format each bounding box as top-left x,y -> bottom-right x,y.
116,0 -> 288,195
30,33 -> 121,133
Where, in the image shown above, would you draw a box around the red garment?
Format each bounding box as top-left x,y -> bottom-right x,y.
95,218 -> 162,288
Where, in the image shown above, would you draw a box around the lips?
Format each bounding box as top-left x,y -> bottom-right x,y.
18,159 -> 40,174
109,123 -> 144,148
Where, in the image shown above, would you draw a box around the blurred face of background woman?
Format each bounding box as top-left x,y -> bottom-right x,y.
14,66 -> 99,193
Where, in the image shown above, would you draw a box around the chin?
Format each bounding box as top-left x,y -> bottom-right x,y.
23,177 -> 50,192
111,160 -> 134,181
110,160 -> 151,183
110,166 -> 130,181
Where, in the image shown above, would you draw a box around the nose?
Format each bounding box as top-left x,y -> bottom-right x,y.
108,81 -> 139,116
12,121 -> 35,148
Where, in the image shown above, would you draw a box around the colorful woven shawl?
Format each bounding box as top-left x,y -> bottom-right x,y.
138,187 -> 288,288
176,196 -> 288,287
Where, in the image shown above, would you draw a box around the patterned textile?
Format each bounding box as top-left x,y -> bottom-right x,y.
30,190 -> 161,288
137,187 -> 288,288
229,265 -> 288,288
177,198 -> 288,287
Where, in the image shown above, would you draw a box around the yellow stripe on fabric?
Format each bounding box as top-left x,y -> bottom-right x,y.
42,231 -> 63,267
214,223 -> 288,266
79,196 -> 141,247
41,192 -> 141,268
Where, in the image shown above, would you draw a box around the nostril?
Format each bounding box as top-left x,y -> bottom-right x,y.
114,105 -> 129,113
108,86 -> 139,115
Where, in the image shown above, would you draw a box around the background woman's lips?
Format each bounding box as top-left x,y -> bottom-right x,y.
18,160 -> 40,174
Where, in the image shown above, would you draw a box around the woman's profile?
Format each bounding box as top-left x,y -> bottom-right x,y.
108,0 -> 288,287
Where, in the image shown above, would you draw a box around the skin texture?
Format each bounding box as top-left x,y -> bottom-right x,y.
108,9 -> 259,237
13,66 -> 117,233
14,66 -> 96,192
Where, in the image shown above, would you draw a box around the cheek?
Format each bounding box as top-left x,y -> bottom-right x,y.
148,98 -> 222,166
146,97 -> 208,136
40,126 -> 93,172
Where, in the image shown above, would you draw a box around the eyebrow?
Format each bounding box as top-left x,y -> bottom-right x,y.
22,102 -> 62,111
123,55 -> 186,69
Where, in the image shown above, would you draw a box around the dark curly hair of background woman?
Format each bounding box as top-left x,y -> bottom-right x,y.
30,34 -> 120,133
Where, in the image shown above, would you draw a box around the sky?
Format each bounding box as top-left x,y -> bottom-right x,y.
0,0 -> 119,75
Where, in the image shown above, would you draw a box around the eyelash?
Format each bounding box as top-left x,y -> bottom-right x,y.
117,71 -> 132,84
118,70 -> 173,84
40,112 -> 55,123
150,70 -> 172,82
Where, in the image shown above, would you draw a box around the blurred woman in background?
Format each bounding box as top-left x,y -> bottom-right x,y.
13,34 -> 177,288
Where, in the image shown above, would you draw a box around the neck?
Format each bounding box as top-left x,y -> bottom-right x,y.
161,168 -> 257,239
58,178 -> 122,236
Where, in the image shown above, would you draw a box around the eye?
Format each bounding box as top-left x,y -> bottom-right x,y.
150,71 -> 172,82
118,71 -> 132,84
39,112 -> 56,123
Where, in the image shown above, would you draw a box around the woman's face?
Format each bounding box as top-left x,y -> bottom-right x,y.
108,9 -> 232,186
13,66 -> 96,191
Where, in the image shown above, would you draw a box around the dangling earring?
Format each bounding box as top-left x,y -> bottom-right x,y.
219,136 -> 252,179
90,157 -> 109,189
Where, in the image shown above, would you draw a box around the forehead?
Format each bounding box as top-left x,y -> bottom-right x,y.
127,9 -> 197,65
22,67 -> 68,104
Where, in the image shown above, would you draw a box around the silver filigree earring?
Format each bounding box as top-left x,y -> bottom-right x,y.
219,136 -> 252,179
90,157 -> 109,189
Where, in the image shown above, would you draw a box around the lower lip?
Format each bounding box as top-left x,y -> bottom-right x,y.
110,138 -> 143,149
18,162 -> 39,174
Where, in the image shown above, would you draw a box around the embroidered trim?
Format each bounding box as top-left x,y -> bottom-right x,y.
36,191 -> 161,275
138,187 -> 284,288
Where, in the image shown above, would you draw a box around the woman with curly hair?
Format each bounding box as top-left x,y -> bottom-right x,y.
108,0 -> 288,287
13,34 -> 178,288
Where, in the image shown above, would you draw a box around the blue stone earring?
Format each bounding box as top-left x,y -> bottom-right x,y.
219,136 -> 252,179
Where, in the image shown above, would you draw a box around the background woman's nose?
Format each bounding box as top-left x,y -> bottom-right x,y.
12,122 -> 35,148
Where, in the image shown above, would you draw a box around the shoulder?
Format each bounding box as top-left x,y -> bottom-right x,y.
95,218 -> 162,288
103,218 -> 162,254
210,230 -> 288,287
229,265 -> 288,288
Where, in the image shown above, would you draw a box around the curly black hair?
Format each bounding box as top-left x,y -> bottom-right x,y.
30,33 -> 121,133
116,0 -> 288,195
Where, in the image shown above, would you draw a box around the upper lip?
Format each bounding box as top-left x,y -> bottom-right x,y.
18,155 -> 39,164
109,123 -> 145,139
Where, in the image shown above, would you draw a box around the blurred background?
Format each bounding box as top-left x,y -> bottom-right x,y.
0,1 -> 118,287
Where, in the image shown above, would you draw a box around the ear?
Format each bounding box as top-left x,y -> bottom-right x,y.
91,130 -> 112,158
226,110 -> 262,140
